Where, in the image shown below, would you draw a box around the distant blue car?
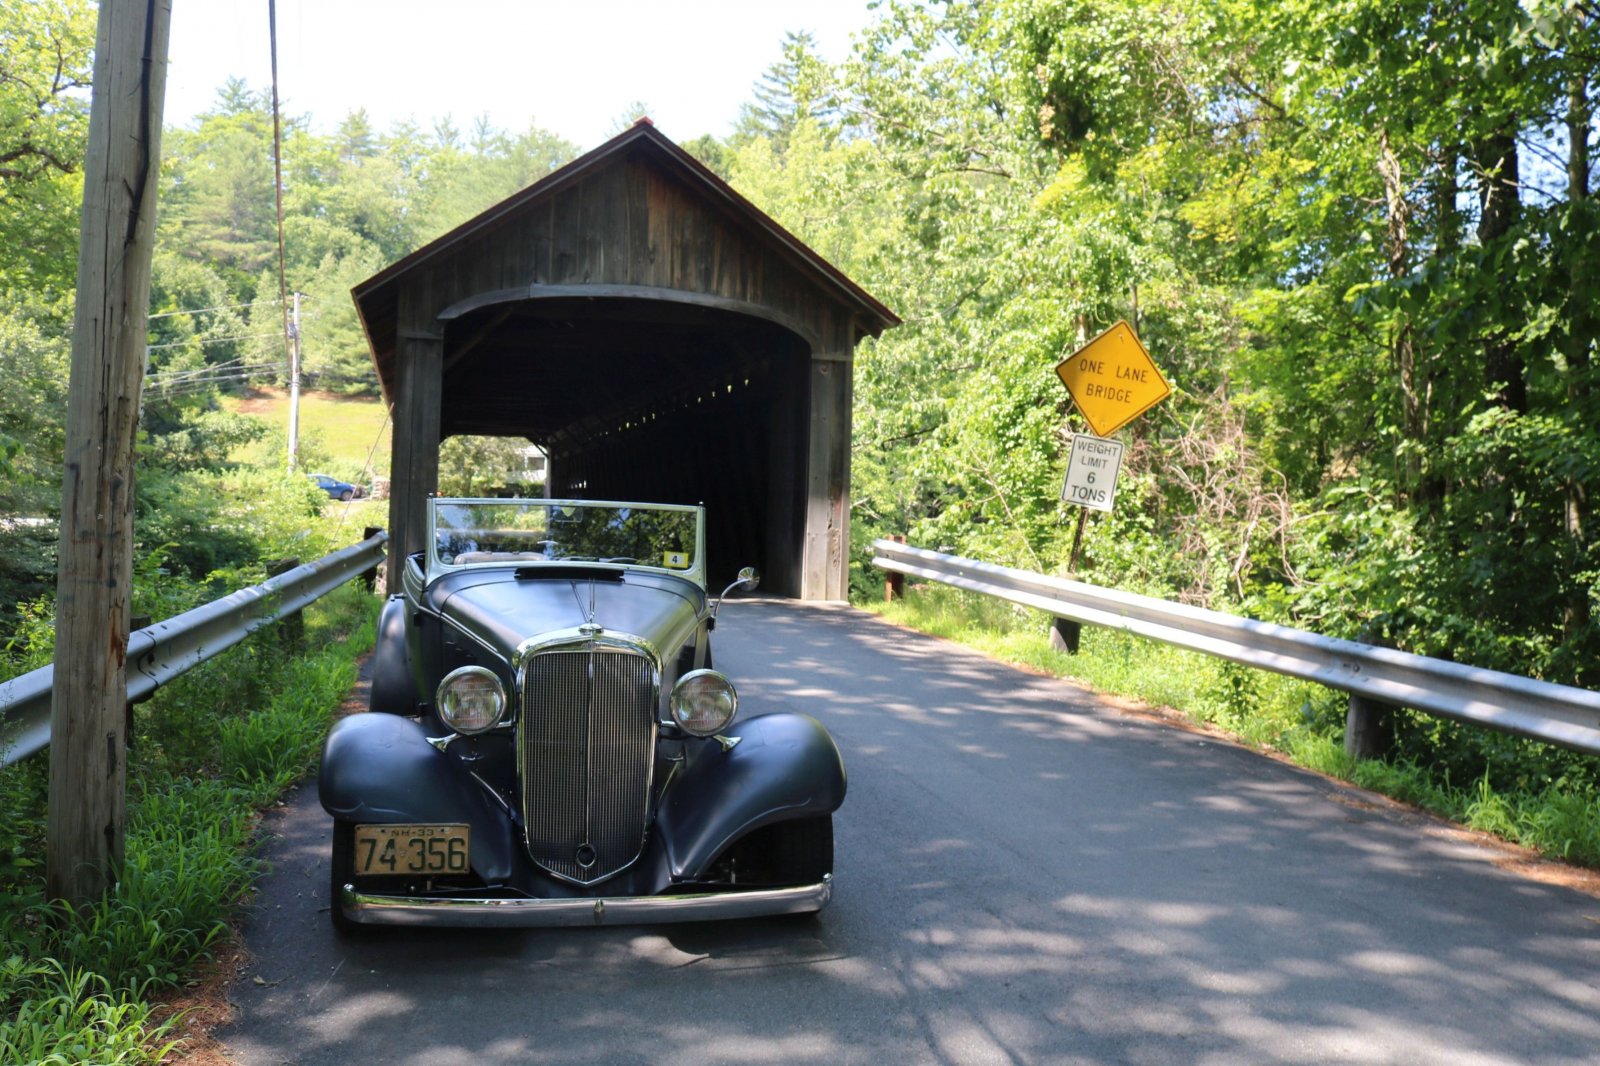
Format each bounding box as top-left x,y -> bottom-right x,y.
310,473 -> 360,501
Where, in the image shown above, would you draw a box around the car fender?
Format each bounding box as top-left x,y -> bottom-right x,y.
657,712 -> 847,880
318,712 -> 515,880
369,596 -> 418,714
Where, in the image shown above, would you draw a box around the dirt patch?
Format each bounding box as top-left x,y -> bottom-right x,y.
150,935 -> 248,1066
232,387 -> 283,415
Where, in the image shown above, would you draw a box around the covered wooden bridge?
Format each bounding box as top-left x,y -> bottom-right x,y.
353,121 -> 898,599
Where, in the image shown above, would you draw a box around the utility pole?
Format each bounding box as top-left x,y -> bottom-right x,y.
287,291 -> 302,470
48,0 -> 172,906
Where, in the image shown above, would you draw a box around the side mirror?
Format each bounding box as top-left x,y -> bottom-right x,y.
711,566 -> 760,621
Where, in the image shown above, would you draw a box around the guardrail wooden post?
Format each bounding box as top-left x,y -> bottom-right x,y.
884,535 -> 907,601
268,559 -> 303,646
1049,616 -> 1082,655
1344,628 -> 1396,760
361,527 -> 382,592
1345,692 -> 1394,760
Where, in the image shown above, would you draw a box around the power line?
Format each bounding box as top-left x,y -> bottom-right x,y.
146,330 -> 287,352
145,357 -> 286,383
144,371 -> 288,397
144,370 -> 288,394
147,298 -> 280,321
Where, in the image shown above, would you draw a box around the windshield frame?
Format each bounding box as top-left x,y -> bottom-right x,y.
426,498 -> 707,588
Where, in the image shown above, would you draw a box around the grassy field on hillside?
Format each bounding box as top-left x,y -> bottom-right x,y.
225,387 -> 391,481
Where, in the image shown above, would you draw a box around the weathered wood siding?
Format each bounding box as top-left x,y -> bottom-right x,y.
370,130 -> 893,599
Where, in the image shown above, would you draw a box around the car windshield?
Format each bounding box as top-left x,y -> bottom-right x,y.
430,499 -> 701,576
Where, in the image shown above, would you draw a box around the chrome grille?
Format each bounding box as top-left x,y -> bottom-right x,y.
518,643 -> 657,884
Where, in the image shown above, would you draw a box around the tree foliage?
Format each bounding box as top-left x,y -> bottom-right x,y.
1,0 -> 1595,705
713,1 -> 1598,693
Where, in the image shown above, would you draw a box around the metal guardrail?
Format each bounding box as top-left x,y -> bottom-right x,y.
0,532 -> 387,768
872,539 -> 1600,757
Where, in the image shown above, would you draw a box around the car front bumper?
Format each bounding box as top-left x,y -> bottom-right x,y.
336,875 -> 832,927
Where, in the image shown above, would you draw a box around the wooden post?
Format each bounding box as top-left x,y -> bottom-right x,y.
1048,617 -> 1082,655
361,526 -> 383,592
1345,627 -> 1395,760
884,535 -> 906,602
802,338 -> 853,601
48,0 -> 171,906
267,558 -> 304,646
385,319 -> 442,592
1345,694 -> 1394,760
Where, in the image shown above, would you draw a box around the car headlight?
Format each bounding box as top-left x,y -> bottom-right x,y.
670,669 -> 738,736
436,666 -> 506,735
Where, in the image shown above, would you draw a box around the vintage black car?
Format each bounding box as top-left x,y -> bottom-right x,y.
318,497 -> 846,930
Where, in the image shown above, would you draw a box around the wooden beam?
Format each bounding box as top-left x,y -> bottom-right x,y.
440,307 -> 513,379
801,349 -> 853,601
48,0 -> 172,905
386,310 -> 442,586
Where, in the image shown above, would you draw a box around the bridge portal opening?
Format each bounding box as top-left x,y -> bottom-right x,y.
441,297 -> 812,595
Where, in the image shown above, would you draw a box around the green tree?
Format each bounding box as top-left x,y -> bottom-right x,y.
0,0 -> 94,299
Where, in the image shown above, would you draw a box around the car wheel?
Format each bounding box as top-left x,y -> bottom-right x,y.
340,489 -> 353,501
771,814 -> 833,885
328,820 -> 365,937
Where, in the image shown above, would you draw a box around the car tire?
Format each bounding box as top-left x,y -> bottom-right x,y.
340,489 -> 353,501
328,820 -> 365,937
771,814 -> 833,885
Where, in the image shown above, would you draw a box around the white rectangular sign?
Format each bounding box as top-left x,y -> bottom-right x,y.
1061,434 -> 1124,512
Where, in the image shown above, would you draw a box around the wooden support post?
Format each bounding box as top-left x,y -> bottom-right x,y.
48,0 -> 172,906
267,558 -> 304,646
1048,617 -> 1082,655
386,322 -> 442,590
361,526 -> 383,592
802,340 -> 853,601
1345,627 -> 1395,760
884,535 -> 906,602
1345,694 -> 1394,761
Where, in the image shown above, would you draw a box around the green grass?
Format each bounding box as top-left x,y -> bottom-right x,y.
0,581 -> 378,1061
223,387 -> 391,482
865,583 -> 1600,870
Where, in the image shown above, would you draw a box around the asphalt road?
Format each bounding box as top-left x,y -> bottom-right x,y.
221,600 -> 1600,1065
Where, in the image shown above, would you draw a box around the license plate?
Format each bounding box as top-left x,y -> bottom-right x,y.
353,824 -> 470,876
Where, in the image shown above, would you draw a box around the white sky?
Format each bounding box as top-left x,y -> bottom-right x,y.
163,0 -> 878,149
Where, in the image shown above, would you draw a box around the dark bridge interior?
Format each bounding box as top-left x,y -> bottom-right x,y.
442,297 -> 813,595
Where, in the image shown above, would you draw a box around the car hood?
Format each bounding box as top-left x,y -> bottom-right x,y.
425,567 -> 705,661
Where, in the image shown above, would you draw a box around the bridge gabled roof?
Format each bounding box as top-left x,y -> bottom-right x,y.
352,120 -> 899,404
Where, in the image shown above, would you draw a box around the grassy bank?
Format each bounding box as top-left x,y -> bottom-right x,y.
865,584 -> 1600,869
224,388 -> 391,483
0,581 -> 377,1064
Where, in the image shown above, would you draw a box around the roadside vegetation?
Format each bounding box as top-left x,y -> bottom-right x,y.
0,577 -> 375,1063
868,585 -> 1600,869
1,0 -> 1598,1057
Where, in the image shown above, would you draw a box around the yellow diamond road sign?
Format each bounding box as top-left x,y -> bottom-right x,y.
1054,320 -> 1171,438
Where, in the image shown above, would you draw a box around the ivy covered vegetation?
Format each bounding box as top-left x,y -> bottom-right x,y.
1,0 -> 1599,1056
